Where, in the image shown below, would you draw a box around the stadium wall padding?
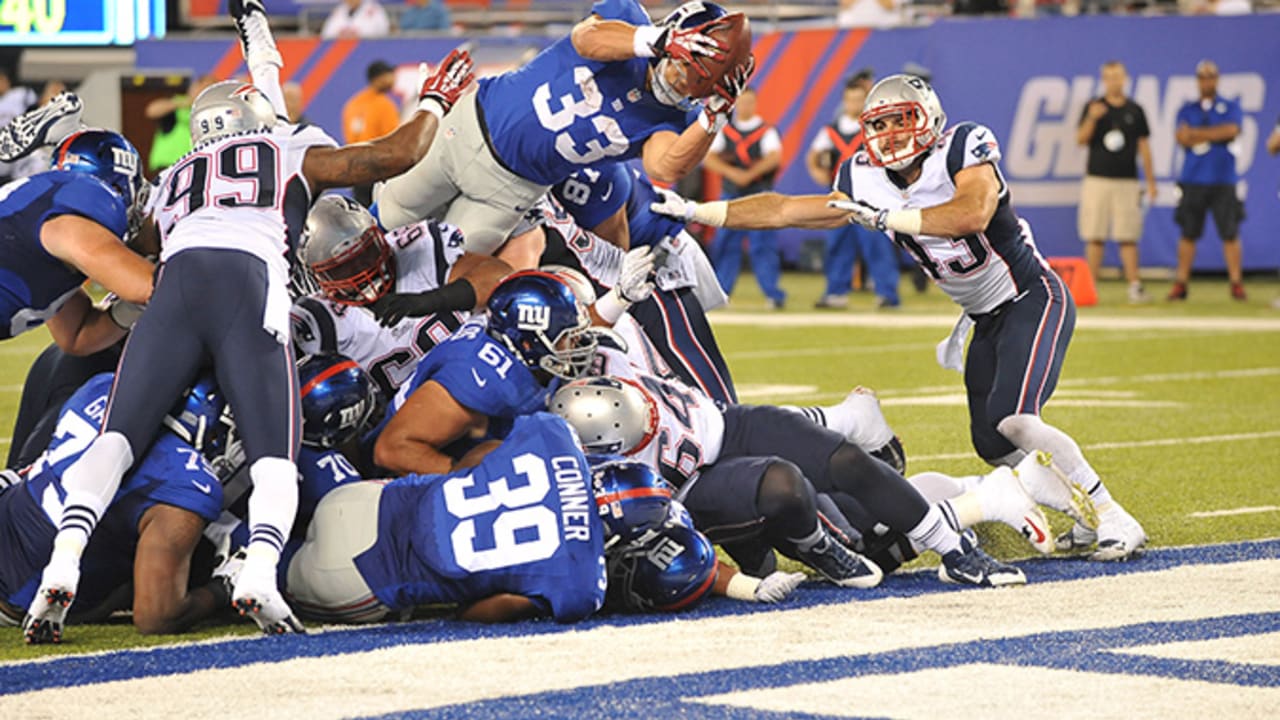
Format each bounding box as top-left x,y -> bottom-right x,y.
135,14 -> 1280,271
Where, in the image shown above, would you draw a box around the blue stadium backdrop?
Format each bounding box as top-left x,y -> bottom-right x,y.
135,14 -> 1280,271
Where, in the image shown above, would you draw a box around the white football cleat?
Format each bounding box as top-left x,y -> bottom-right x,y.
22,559 -> 81,644
1091,502 -> 1147,562
0,92 -> 84,162
232,562 -> 305,635
1014,450 -> 1098,530
231,0 -> 283,70
1055,522 -> 1097,553
979,466 -> 1054,554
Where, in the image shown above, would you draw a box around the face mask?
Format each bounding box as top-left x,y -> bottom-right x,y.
651,59 -> 694,110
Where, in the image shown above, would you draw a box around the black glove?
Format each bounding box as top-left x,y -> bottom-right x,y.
367,280 -> 476,328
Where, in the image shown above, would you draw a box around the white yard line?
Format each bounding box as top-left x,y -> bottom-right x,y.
1188,505 -> 1280,519
2,559 -> 1275,717
912,430 -> 1280,463
711,312 -> 1280,332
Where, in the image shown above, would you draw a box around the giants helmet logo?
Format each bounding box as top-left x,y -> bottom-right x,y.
516,303 -> 551,332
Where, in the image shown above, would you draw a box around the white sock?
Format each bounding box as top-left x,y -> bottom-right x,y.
907,471 -> 970,503
997,414 -> 1103,495
246,456 -> 299,562
787,523 -> 826,553
52,432 -> 134,563
905,505 -> 962,556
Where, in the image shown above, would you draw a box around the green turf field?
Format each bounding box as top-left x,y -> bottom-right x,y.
1,271 -> 1277,660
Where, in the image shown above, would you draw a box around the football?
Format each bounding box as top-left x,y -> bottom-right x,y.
687,12 -> 752,99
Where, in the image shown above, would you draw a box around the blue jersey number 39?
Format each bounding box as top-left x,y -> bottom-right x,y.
442,452 -> 561,572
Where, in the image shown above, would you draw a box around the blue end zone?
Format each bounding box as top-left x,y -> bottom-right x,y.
1,538 -> 1277,699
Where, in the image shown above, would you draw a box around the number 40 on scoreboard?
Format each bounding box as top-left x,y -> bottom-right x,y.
0,0 -> 166,45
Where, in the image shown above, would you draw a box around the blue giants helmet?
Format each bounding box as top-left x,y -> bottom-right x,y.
52,128 -> 142,210
606,523 -> 717,613
162,374 -> 234,460
591,458 -> 674,546
298,353 -> 379,449
486,270 -> 597,380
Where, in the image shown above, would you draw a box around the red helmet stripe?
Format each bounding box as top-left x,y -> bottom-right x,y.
657,560 -> 717,611
594,486 -> 673,508
300,359 -> 360,398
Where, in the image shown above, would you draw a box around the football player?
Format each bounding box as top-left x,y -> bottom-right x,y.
371,269 -> 653,476
651,74 -> 1143,561
0,115 -> 153,355
551,364 -> 1031,588
545,164 -> 737,405
286,412 -> 606,624
25,0 -> 476,638
373,0 -> 754,255
7,374 -> 231,642
291,196 -> 512,398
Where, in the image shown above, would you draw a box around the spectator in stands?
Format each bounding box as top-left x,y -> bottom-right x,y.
703,87 -> 786,309
321,0 -> 391,39
806,79 -> 899,309
1076,61 -> 1156,304
144,74 -> 216,175
837,0 -> 905,27
953,0 -> 1008,14
850,67 -> 875,93
1188,0 -> 1252,14
342,61 -> 401,206
1169,60 -> 1245,302
400,0 -> 453,31
0,68 -> 37,184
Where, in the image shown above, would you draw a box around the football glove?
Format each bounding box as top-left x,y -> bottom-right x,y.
652,20 -> 728,77
0,92 -> 83,162
828,198 -> 888,232
699,56 -> 754,135
754,571 -> 806,603
615,245 -> 656,304
418,48 -> 475,118
649,187 -> 698,223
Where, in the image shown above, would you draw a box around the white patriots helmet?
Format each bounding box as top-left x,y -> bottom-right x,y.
190,80 -> 277,146
549,376 -> 659,455
860,74 -> 947,171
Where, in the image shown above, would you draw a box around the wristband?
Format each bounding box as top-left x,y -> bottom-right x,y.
697,109 -> 728,136
883,208 -> 922,237
633,25 -> 662,58
724,571 -> 762,602
594,287 -> 629,325
690,200 -> 728,228
417,97 -> 446,121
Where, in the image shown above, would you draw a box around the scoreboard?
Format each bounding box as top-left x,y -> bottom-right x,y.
0,0 -> 166,45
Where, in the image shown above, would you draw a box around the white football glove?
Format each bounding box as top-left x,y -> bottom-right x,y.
615,245 -> 656,304
755,571 -> 806,603
699,56 -> 756,135
827,198 -> 888,232
650,187 -> 698,222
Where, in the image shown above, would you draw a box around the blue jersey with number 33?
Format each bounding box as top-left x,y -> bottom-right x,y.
476,0 -> 698,186
355,413 -> 606,622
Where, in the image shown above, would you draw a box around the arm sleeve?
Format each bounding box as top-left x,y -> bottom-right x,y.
1135,104 -> 1150,138
1226,99 -> 1243,126
47,176 -> 128,237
